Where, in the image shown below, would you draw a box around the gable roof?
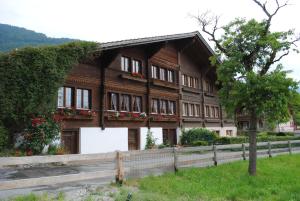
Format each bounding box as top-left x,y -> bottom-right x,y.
100,31 -> 215,56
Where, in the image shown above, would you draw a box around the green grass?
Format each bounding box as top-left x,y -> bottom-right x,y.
116,154 -> 300,201
7,192 -> 64,201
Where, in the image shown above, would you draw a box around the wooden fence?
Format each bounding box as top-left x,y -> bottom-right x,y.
0,140 -> 300,190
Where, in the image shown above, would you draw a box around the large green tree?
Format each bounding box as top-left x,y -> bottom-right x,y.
196,0 -> 299,175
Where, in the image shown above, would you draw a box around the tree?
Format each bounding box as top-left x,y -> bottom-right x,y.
290,92 -> 300,126
196,0 -> 299,175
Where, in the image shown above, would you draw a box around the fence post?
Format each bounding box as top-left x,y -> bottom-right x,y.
173,147 -> 178,172
213,145 -> 218,166
268,141 -> 272,158
242,143 -> 246,160
116,151 -> 124,184
288,140 -> 292,154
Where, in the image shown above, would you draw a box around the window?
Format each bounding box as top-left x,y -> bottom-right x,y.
108,93 -> 118,111
190,77 -> 194,88
167,70 -> 174,82
132,59 -> 141,73
188,104 -> 194,116
195,104 -> 200,117
215,107 -> 219,118
187,76 -> 191,87
183,103 -> 188,116
206,80 -> 214,93
194,78 -> 199,89
132,96 -> 142,112
226,130 -> 233,137
121,56 -> 130,72
151,65 -> 158,79
159,68 -> 166,81
57,87 -> 73,108
76,89 -> 90,109
151,99 -> 158,113
205,105 -> 210,117
168,101 -> 175,115
182,74 -> 186,86
120,94 -> 130,111
211,106 -> 215,118
160,100 -> 167,114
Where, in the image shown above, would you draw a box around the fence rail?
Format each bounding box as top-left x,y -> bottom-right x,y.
1,140 -> 300,190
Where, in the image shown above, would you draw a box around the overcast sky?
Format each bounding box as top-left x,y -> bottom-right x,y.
0,0 -> 299,81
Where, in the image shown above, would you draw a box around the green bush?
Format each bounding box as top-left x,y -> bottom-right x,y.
191,140 -> 209,146
20,117 -> 60,154
145,130 -> 156,149
180,128 -> 218,146
0,124 -> 9,151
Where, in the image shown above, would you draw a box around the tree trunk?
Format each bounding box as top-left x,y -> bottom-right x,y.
248,111 -> 258,176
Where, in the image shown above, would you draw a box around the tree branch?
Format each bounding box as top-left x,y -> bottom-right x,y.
260,50 -> 289,75
194,12 -> 228,55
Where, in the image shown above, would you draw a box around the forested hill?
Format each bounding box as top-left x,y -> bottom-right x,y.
0,23 -> 75,52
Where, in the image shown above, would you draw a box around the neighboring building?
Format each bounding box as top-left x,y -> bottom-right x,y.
237,110 -> 295,133
57,31 -> 237,154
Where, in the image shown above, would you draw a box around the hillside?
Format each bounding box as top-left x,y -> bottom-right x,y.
0,23 -> 75,52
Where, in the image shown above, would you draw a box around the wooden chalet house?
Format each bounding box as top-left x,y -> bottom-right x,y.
57,31 -> 237,154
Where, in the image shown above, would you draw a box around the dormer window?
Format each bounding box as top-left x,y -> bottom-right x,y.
167,70 -> 174,83
121,56 -> 130,72
159,68 -> 166,81
132,59 -> 141,73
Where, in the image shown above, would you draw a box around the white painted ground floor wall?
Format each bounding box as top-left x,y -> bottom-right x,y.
79,127 -> 164,154
79,126 -> 237,154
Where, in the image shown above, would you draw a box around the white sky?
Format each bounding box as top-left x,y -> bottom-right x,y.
0,0 -> 299,81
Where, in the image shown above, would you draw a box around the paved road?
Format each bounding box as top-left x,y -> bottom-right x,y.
0,148 -> 298,199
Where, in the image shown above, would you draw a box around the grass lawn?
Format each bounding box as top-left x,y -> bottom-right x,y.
116,154 -> 300,201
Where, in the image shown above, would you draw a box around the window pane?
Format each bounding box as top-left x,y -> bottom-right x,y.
133,96 -> 142,112
160,68 -> 165,80
168,70 -> 173,82
151,99 -> 158,113
168,101 -> 175,115
205,106 -> 210,117
76,89 -> 82,108
65,87 -> 72,107
182,75 -> 185,85
110,93 -> 117,111
83,90 -> 89,109
121,57 -> 129,72
151,66 -> 157,79
57,87 -> 64,107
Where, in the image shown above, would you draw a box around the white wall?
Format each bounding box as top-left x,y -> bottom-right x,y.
275,119 -> 295,132
182,126 -> 237,137
140,127 -> 163,150
79,127 -> 128,154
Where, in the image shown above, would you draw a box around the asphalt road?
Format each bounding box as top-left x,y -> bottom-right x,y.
0,148 -> 298,199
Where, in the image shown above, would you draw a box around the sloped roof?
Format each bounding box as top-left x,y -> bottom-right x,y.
100,31 -> 215,55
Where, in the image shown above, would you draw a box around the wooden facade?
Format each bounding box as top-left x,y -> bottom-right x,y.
57,32 -> 236,153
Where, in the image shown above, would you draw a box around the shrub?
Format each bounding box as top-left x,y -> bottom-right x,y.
191,140 -> 209,146
145,130 -> 156,149
20,116 -> 60,154
0,124 -> 9,151
180,128 -> 218,146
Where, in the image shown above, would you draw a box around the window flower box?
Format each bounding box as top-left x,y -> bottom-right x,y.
55,108 -> 96,120
107,111 -> 147,121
